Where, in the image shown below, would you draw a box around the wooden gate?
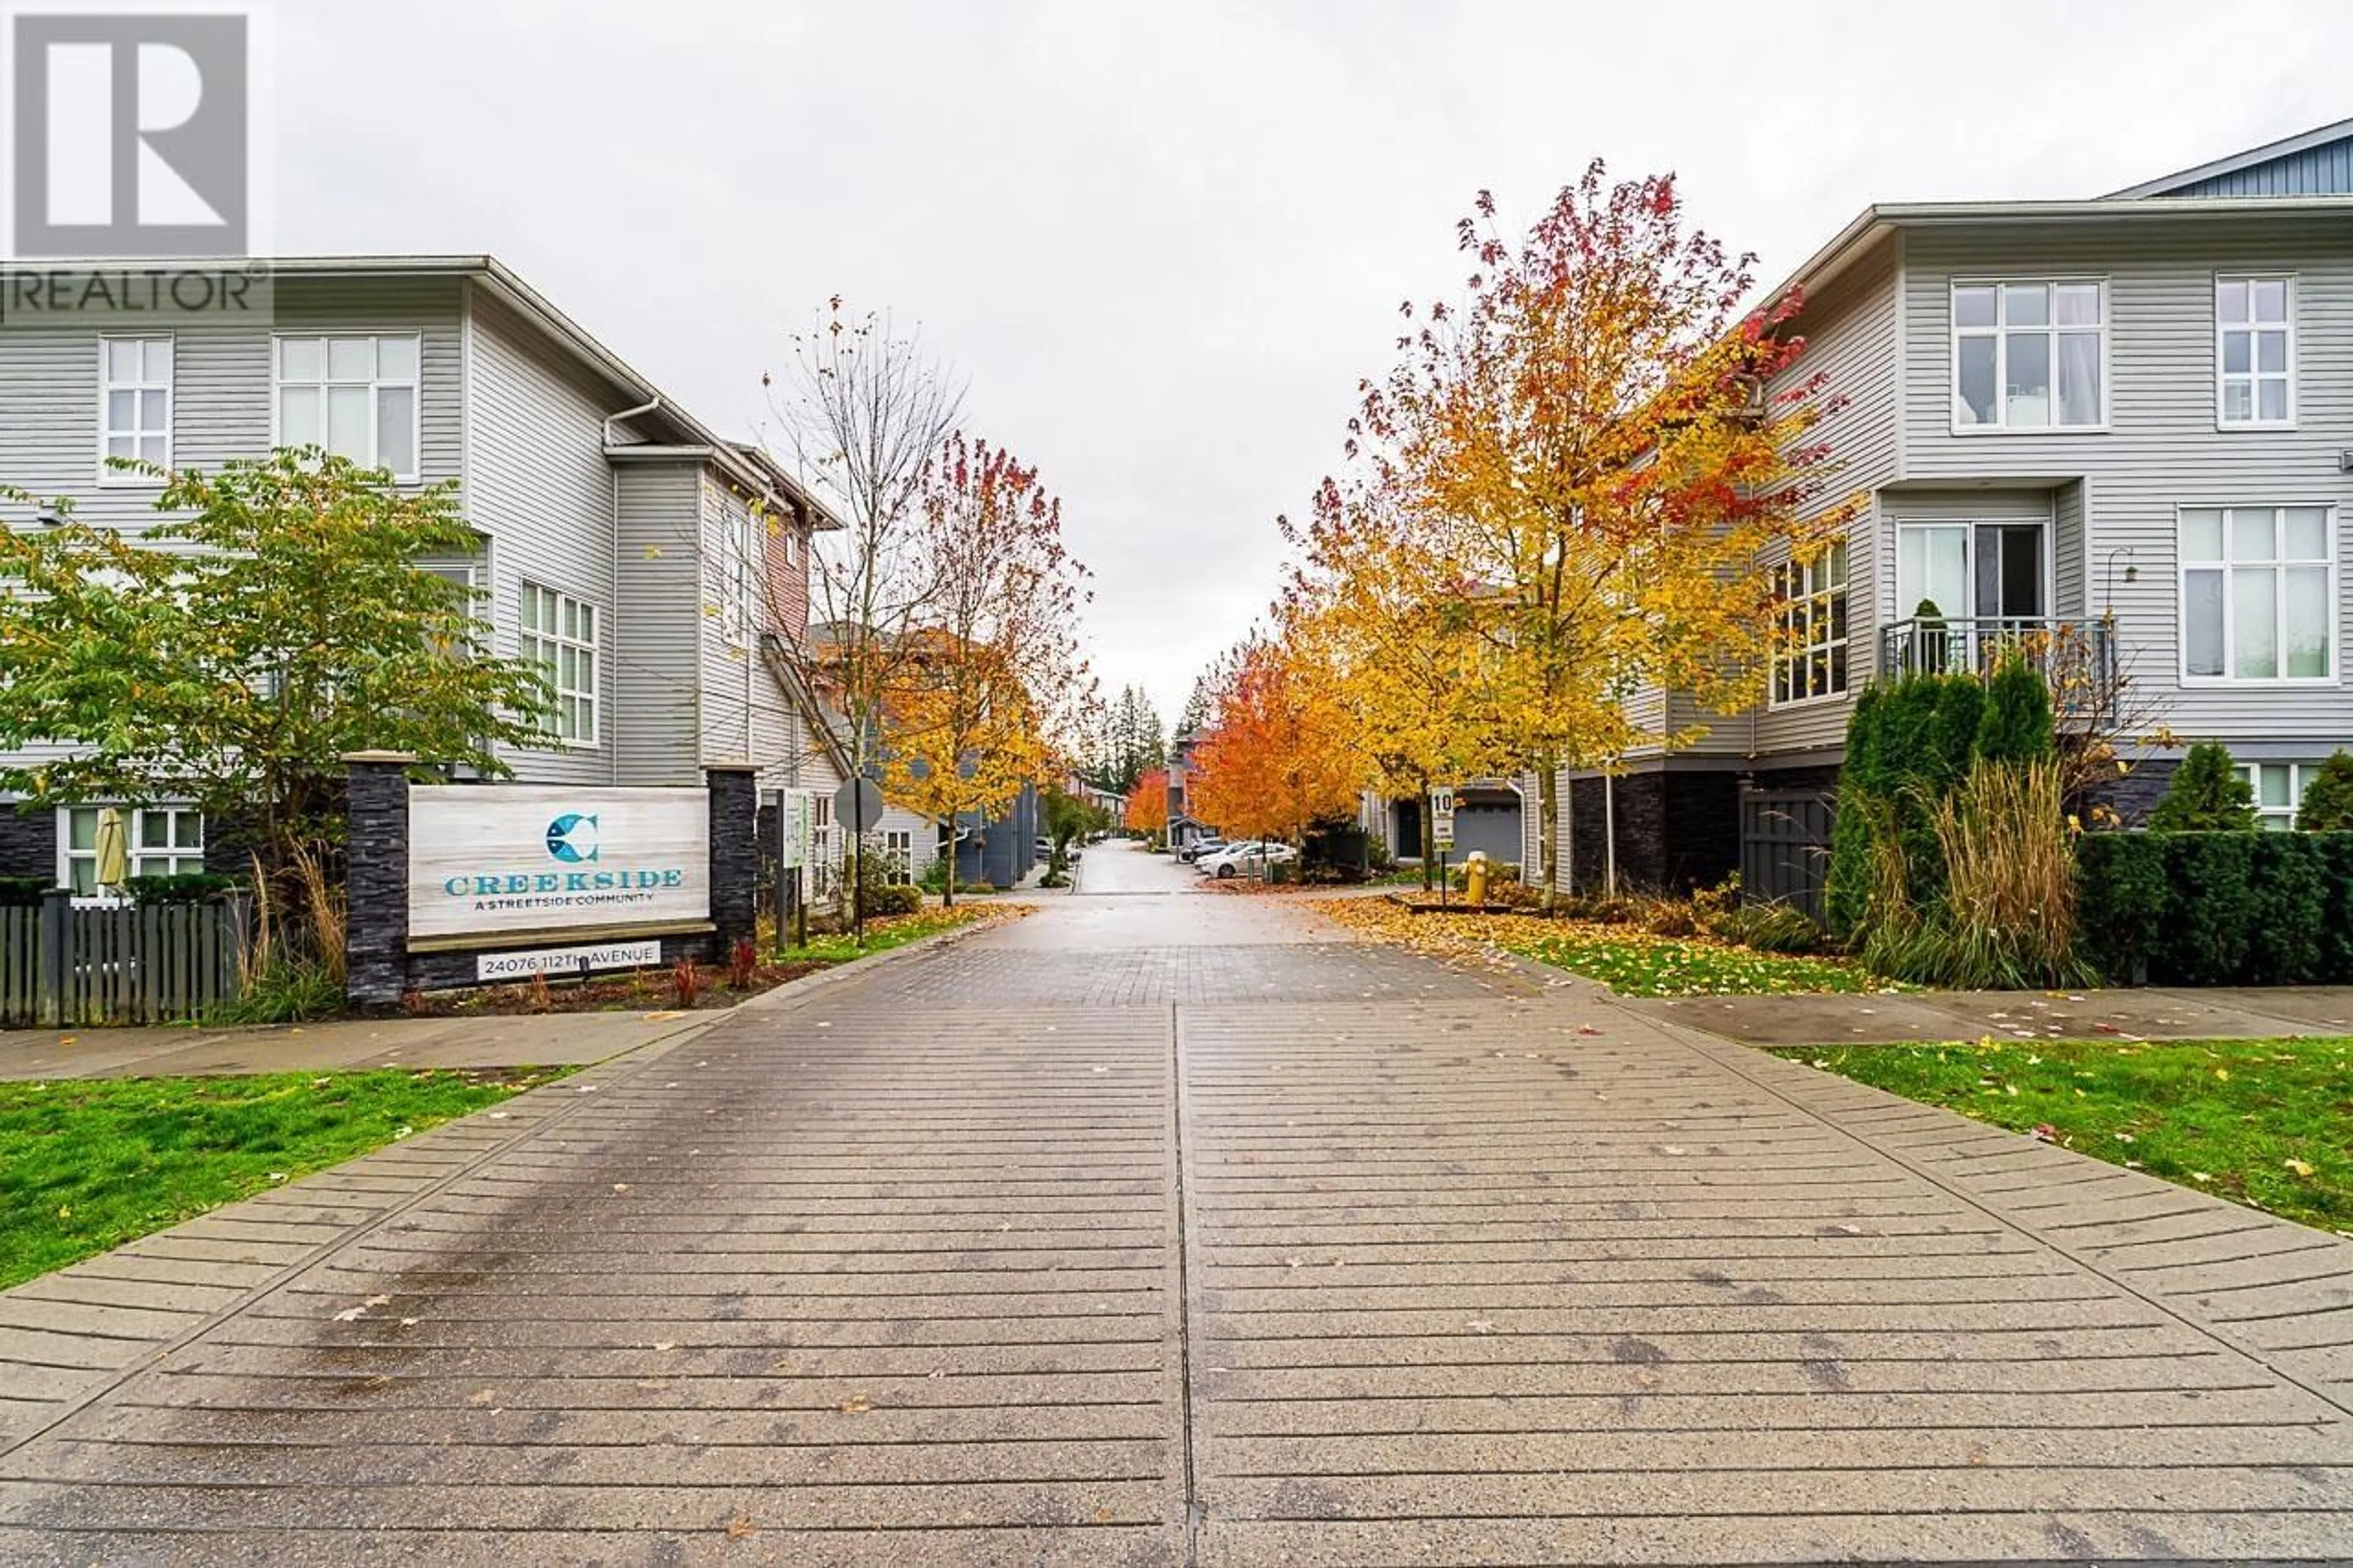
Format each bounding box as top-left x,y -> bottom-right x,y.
1739,789 -> 1835,923
0,895 -> 247,1028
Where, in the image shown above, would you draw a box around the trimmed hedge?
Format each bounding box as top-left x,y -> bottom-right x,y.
121,871 -> 241,905
2077,830 -> 2353,985
0,875 -> 48,907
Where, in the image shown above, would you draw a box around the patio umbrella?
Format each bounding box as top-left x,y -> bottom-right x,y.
93,808 -> 129,893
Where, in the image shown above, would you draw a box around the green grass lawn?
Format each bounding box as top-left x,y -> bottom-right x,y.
1319,901 -> 1885,997
1778,1037 -> 2352,1235
1502,926 -> 1882,998
0,1067 -> 569,1289
774,903 -> 995,966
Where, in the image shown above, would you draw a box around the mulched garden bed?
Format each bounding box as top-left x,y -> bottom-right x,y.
403,960 -> 826,1017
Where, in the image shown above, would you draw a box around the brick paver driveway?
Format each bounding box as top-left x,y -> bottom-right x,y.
3,841 -> 2349,1563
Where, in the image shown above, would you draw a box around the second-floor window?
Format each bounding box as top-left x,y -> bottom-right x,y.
276,335 -> 420,480
1771,542 -> 1848,705
99,336 -> 172,476
1952,281 -> 2104,431
2180,506 -> 2335,683
520,582 -> 598,744
2217,276 -> 2293,427
728,504 -> 759,643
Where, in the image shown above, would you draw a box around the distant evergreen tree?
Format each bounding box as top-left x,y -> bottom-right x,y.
2148,742 -> 2257,832
1178,673 -> 1212,737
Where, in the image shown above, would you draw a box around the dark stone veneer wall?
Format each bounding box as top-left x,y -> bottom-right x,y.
1559,767 -> 1742,897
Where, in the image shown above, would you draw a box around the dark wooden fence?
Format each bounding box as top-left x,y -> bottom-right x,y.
0,893 -> 247,1028
1739,788 -> 1835,923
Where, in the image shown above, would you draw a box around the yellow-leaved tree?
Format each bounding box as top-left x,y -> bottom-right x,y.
1344,162 -> 1860,906
1281,480 -> 1518,884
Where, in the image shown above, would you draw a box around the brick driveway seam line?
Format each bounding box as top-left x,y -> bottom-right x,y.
1171,998 -> 1205,1564
1646,1015 -> 2353,1420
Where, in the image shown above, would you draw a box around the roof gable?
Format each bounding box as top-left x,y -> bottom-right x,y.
2107,116 -> 2353,199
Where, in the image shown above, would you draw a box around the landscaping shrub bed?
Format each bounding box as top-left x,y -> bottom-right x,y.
2077,830 -> 2353,985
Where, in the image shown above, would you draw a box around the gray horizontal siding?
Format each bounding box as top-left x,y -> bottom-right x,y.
1746,238 -> 1903,760
0,276 -> 466,782
468,285 -> 629,787
2055,480 -> 2086,619
1902,218 -> 2353,746
0,275 -> 462,532
612,463 -> 704,787
695,479 -> 800,783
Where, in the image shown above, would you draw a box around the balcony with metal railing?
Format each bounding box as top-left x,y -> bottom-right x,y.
1877,615 -> 2117,721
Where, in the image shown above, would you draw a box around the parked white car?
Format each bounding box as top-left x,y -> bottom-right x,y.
1202,841 -> 1300,879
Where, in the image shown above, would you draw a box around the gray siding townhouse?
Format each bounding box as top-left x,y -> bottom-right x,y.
1539,118 -> 2353,904
0,255 -> 845,893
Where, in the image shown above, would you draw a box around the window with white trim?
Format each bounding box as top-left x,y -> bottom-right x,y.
275,335 -> 420,478
2217,276 -> 2293,426
520,583 -> 598,744
1771,542 -> 1849,705
99,336 -> 172,475
2242,762 -> 2319,833
883,828 -> 912,879
727,502 -> 759,643
1952,281 -> 2104,430
2179,506 -> 2335,683
59,805 -> 203,896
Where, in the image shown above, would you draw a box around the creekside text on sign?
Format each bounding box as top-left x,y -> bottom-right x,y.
409,785 -> 709,942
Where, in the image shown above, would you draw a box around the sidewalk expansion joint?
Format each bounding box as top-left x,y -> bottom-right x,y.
1651,1010 -> 2353,1422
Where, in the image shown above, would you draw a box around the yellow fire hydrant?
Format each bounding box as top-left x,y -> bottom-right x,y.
1465,850 -> 1490,909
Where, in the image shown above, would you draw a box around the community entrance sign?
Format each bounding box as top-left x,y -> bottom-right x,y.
408,784 -> 709,941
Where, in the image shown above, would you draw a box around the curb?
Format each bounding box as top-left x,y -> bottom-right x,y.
731,906 -> 1026,1019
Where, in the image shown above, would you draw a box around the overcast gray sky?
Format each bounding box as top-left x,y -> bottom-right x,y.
276,0 -> 2349,729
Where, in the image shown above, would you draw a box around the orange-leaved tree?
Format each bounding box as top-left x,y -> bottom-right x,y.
1347,162 -> 1860,905
1124,767 -> 1169,839
882,434 -> 1088,906
1186,635 -> 1364,848
1280,482 -> 1518,885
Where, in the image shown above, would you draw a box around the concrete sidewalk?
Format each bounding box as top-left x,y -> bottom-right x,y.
1629,982 -> 2353,1047
0,1007 -> 714,1081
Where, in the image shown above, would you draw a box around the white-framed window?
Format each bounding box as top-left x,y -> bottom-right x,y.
2242,762 -> 2320,832
1771,542 -> 1849,705
2179,506 -> 2336,683
99,335 -> 172,477
421,558 -> 486,659
2217,275 -> 2294,428
727,502 -> 759,644
1952,281 -> 2105,431
59,805 -> 203,897
275,334 -> 420,479
883,828 -> 913,879
520,582 -> 598,744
